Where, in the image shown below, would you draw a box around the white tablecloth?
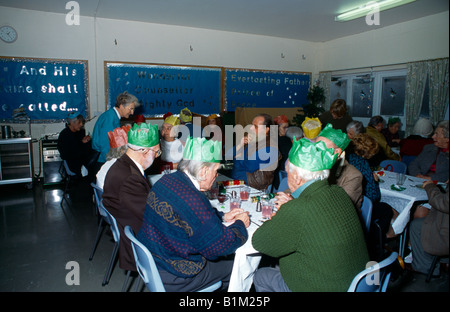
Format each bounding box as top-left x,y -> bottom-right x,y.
378,170 -> 429,234
213,175 -> 266,292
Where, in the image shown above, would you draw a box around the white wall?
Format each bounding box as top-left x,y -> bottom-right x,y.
0,6 -> 448,176
317,11 -> 449,72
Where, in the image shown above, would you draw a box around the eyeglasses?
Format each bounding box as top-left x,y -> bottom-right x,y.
150,149 -> 162,157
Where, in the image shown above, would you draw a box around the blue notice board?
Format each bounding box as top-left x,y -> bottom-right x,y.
225,68 -> 311,111
105,62 -> 222,116
0,57 -> 89,122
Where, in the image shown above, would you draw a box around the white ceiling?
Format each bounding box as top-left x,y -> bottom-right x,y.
0,0 -> 448,42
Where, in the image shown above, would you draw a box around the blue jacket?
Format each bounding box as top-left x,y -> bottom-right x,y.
92,108 -> 121,163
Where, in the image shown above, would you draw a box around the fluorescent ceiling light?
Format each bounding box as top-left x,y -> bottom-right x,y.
335,0 -> 416,22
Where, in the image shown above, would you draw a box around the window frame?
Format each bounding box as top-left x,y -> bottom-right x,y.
330,68 -> 408,129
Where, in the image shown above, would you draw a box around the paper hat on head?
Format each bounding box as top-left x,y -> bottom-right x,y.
274,115 -> 288,124
127,122 -> 159,148
134,114 -> 145,124
163,112 -> 173,120
108,125 -> 131,149
179,108 -> 192,123
288,138 -> 337,171
182,137 -> 221,163
388,117 -> 401,125
301,117 -> 322,139
413,118 -> 433,137
318,123 -> 350,150
164,115 -> 180,126
206,114 -> 219,122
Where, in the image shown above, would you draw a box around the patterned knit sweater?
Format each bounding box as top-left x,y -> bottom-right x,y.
252,179 -> 369,291
137,171 -> 248,278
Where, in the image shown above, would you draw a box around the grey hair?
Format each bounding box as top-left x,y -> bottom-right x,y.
288,162 -> 330,182
285,126 -> 303,141
127,142 -> 148,151
177,159 -> 217,182
436,120 -> 449,139
106,145 -> 128,161
346,121 -> 365,135
115,91 -> 140,108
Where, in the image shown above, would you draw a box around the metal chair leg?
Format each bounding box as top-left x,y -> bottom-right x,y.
426,255 -> 440,283
89,218 -> 106,261
102,241 -> 119,286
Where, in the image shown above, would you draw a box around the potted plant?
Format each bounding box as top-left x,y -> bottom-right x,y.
293,85 -> 325,127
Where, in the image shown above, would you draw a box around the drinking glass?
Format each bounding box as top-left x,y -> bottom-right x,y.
396,172 -> 406,185
240,185 -> 250,201
230,197 -> 241,211
261,199 -> 273,220
217,194 -> 227,204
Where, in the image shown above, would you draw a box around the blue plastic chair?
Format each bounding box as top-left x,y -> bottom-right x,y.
89,183 -> 109,261
401,155 -> 416,168
89,183 -> 121,286
60,160 -> 77,207
360,196 -> 373,234
379,160 -> 407,174
273,170 -> 289,193
124,226 -> 222,292
347,252 -> 399,292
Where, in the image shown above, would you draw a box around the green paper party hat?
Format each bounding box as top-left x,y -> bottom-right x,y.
182,137 -> 221,163
318,123 -> 351,150
288,138 -> 337,171
127,122 -> 159,148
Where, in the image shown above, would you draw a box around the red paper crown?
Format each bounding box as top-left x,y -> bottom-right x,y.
274,115 -> 288,124
108,125 -> 131,149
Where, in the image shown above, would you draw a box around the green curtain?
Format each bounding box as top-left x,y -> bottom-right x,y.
405,58 -> 449,136
405,61 -> 428,136
428,58 -> 449,126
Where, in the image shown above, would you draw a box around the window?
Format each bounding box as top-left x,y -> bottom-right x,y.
380,75 -> 406,116
330,78 -> 348,107
330,69 -> 407,125
352,76 -> 374,118
420,76 -> 430,117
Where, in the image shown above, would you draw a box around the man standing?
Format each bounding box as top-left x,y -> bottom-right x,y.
102,122 -> 160,272
252,139 -> 369,292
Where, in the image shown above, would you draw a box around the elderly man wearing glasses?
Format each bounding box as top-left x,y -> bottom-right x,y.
103,122 -> 160,273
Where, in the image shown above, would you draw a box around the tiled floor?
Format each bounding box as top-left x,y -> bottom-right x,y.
0,179 -> 448,292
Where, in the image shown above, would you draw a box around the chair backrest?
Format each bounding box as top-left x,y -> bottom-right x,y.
347,252 -> 399,292
90,183 -> 120,242
63,160 -> 77,176
124,225 -> 166,292
275,170 -> 289,193
401,155 -> 416,169
91,183 -> 108,218
379,160 -> 407,174
360,196 -> 373,233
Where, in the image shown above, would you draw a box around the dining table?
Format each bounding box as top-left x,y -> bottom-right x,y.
376,169 -> 445,257
147,171 -> 268,292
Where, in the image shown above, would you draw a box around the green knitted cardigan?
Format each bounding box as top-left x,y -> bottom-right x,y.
252,179 -> 369,291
